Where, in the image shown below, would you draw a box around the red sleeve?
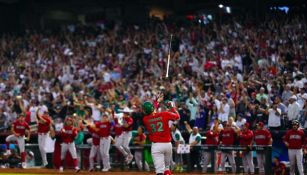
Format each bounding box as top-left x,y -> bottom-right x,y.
72,128 -> 78,138
160,110 -> 180,121
127,117 -> 133,126
25,123 -> 30,130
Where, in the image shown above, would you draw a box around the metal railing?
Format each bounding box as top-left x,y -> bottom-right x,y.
24,143 -> 272,174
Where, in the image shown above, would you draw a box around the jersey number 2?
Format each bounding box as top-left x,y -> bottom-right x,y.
150,122 -> 164,133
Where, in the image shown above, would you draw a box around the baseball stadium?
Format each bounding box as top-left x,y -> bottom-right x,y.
0,0 -> 306,175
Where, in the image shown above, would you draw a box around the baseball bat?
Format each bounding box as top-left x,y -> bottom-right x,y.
165,34 -> 173,78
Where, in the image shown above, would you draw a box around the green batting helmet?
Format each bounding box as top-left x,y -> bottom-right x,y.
142,101 -> 154,115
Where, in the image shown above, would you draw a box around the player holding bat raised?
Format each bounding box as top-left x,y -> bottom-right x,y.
143,99 -> 180,175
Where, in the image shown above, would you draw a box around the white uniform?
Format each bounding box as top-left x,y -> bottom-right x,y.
99,136 -> 111,170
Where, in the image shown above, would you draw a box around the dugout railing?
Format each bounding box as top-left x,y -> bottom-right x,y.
24,143 -> 272,174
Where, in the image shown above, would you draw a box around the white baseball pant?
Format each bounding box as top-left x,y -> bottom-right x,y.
242,151 -> 254,174
99,137 -> 111,169
220,151 -> 236,173
256,151 -> 266,174
61,142 -> 78,160
288,149 -> 304,175
151,142 -> 172,174
6,135 -> 25,152
135,150 -> 149,171
122,131 -> 132,156
202,151 -> 218,173
114,134 -> 128,156
38,133 -> 48,165
87,138 -> 101,170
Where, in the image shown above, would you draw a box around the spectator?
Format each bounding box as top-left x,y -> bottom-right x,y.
287,95 -> 301,124
268,104 -> 282,130
184,121 -> 201,171
218,98 -> 230,123
185,93 -> 199,126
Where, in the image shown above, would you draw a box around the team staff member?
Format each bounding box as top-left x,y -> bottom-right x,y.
254,122 -> 272,174
59,117 -> 80,173
202,124 -> 219,173
170,123 -> 185,172
239,122 -> 254,174
143,101 -> 180,175
184,121 -> 202,171
5,115 -> 31,169
283,120 -> 305,175
36,110 -> 52,167
219,123 -> 237,173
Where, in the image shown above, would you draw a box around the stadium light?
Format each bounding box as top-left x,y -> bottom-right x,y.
226,6 -> 231,13
218,4 -> 224,8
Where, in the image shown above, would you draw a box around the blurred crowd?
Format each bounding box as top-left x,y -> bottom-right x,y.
0,10 -> 306,134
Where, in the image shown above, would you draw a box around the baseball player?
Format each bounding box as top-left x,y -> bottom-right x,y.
114,107 -> 134,164
36,110 -> 52,167
133,126 -> 150,171
202,125 -> 219,173
59,117 -> 80,173
170,123 -> 185,172
83,120 -> 100,172
96,114 -> 112,172
219,123 -> 237,173
238,122 -> 254,174
283,120 -> 305,175
254,121 -> 272,174
143,101 -> 180,175
5,114 -> 31,169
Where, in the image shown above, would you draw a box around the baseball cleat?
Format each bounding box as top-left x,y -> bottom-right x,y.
59,166 -> 63,172
125,154 -> 133,164
101,167 -> 110,172
75,167 -> 80,173
21,162 -> 27,169
164,169 -> 172,175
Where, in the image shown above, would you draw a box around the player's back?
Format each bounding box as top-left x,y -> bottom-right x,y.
143,110 -> 179,143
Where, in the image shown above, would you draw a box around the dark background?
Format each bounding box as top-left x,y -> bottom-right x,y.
0,0 -> 306,33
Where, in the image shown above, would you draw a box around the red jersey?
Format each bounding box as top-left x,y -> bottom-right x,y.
13,120 -> 30,136
220,129 -> 236,145
283,129 -> 305,149
87,126 -> 100,145
61,125 -> 78,143
254,129 -> 272,146
143,108 -> 180,143
239,129 -> 254,146
135,133 -> 146,145
37,115 -> 51,134
122,116 -> 133,132
96,121 -> 111,138
205,131 -> 219,145
113,118 -> 123,136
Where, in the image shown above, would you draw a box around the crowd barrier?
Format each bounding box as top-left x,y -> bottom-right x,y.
24,143 -> 272,174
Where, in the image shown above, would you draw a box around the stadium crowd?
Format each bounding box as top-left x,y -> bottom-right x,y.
0,8 -> 306,174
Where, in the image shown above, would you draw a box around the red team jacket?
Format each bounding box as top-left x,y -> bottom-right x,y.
135,133 -> 146,145
87,125 -> 100,146
96,121 -> 111,138
220,129 -> 236,145
123,116 -> 133,132
61,126 -> 78,143
113,118 -> 123,136
37,115 -> 51,134
239,129 -> 254,146
13,120 -> 30,136
205,131 -> 219,145
254,129 -> 272,145
143,108 -> 179,143
283,129 -> 305,149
